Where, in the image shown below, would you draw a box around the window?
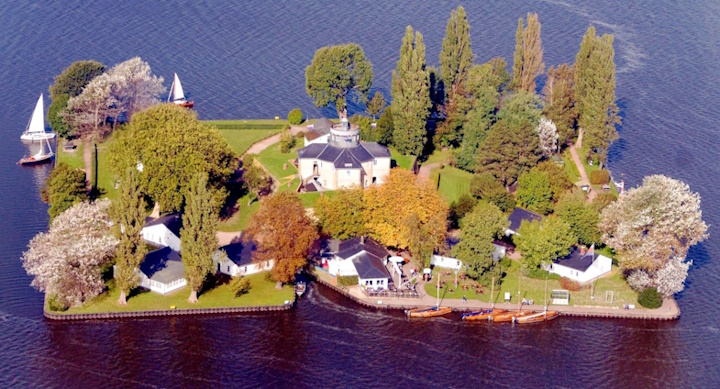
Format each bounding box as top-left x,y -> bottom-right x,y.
227,266 -> 230,272
373,159 -> 377,166
320,162 -> 323,167
369,280 -> 373,285
346,170 -> 351,176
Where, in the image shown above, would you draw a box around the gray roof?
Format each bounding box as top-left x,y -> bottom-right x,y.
334,237 -> 389,260
352,253 -> 391,279
334,149 -> 363,169
313,118 -> 334,135
508,208 -> 541,232
140,247 -> 185,284
220,242 -> 256,267
145,213 -> 182,237
360,142 -> 391,158
553,247 -> 598,272
297,142 -> 389,169
297,143 -> 326,159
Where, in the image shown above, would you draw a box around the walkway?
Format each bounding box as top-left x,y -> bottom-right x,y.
244,125 -> 305,156
568,144 -> 597,202
83,139 -> 92,190
417,163 -> 439,182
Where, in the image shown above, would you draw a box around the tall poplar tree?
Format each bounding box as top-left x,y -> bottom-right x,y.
511,13 -> 545,93
181,173 -> 219,303
391,26 -> 431,156
110,168 -> 147,305
440,6 -> 474,92
574,26 -> 620,165
542,63 -> 577,146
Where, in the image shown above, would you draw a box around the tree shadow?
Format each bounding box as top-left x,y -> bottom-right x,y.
220,180 -> 248,220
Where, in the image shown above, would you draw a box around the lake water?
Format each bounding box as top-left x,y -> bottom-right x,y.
1,1 -> 719,387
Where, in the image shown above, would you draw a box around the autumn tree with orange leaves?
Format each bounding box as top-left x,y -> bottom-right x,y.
245,192 -> 319,287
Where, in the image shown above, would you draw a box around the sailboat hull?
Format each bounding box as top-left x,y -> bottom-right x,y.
462,309 -> 505,321
20,132 -> 56,142
405,306 -> 452,318
176,101 -> 194,108
18,153 -> 54,165
515,311 -> 560,324
490,310 -> 534,323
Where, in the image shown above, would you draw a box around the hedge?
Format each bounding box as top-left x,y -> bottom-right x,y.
638,287 -> 663,309
338,275 -> 359,286
590,170 -> 610,185
288,108 -> 303,125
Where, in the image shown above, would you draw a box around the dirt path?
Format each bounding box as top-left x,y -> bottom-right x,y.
83,139 -> 92,190
568,144 -> 597,202
216,231 -> 244,246
244,125 -> 306,156
417,163 -> 439,182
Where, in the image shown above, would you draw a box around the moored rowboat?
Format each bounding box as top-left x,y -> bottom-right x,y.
405,306 -> 452,318
514,311 -> 560,324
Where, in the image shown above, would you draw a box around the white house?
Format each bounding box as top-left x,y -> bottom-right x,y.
431,245 -> 506,271
325,237 -> 391,290
213,242 -> 274,277
549,247 -> 612,283
134,246 -> 187,295
505,208 -> 542,236
142,213 -> 182,252
303,118 -> 333,146
297,116 -> 391,191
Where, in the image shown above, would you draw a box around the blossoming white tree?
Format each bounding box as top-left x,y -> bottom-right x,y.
654,256 -> 692,296
535,116 -> 558,157
21,199 -> 118,307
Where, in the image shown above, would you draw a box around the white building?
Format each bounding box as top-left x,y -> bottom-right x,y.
134,247 -> 187,295
431,245 -> 507,271
297,117 -> 391,191
141,213 -> 182,252
213,242 -> 274,277
325,237 -> 391,290
549,247 -> 612,283
303,118 -> 333,146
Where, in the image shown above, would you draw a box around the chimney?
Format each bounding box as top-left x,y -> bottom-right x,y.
360,236 -> 365,244
580,246 -> 587,255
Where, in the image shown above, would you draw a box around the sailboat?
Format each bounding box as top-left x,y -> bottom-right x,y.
515,275 -> 560,324
462,276 -> 506,321
405,272 -> 452,318
167,73 -> 194,108
490,271 -> 533,322
20,94 -> 56,141
18,137 -> 54,165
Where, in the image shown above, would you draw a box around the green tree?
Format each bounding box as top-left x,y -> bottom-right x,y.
555,190 -> 601,245
517,13 -> 545,93
375,105 -> 394,145
515,217 -> 576,270
475,119 -> 540,186
110,168 -> 148,305
315,187 -> 366,239
542,64 -> 577,146
449,194 -> 477,229
391,26 -> 431,156
511,18 -> 524,91
241,155 -> 272,205
47,95 -> 70,138
229,276 -> 251,298
48,60 -> 106,137
452,201 -> 508,281
469,172 -> 516,212
350,114 -> 374,143
288,108 -> 303,125
181,173 -> 220,303
404,213 -> 442,268
535,160 -> 573,200
366,91 -> 386,120
305,43 -> 374,115
575,26 -> 620,165
109,104 -> 236,213
497,91 -> 542,130
43,162 -> 88,221
440,6 -> 474,93
516,169 -> 553,215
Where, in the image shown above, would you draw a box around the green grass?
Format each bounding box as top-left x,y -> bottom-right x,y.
424,268 -> 491,302
94,139 -> 117,200
55,271 -> 294,314
389,147 -> 416,170
219,193 -> 261,232
207,120 -> 286,156
423,148 -> 453,165
437,166 -> 473,204
55,140 -> 84,169
562,149 -> 581,184
298,190 -> 339,208
256,143 -> 300,184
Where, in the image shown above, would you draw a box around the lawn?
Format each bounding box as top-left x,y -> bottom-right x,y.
424,268 -> 492,303
562,149 -> 581,184
256,142 -> 300,185
219,193 -> 261,232
55,271 -> 294,314
437,166 -> 473,204
94,138 -> 117,200
55,139 -> 84,169
389,147 -> 416,170
299,190 -> 339,208
422,148 -> 453,165
207,119 -> 287,156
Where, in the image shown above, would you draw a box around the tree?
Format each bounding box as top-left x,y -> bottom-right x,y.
452,201 -> 508,281
515,217 -> 576,270
535,161 -> 573,199
404,213 -> 444,268
109,104 -> 236,213
555,190 -> 601,245
21,199 -> 118,307
48,60 -> 106,137
575,26 -> 620,164
374,105 -> 394,145
229,276 -> 251,298
654,256 -> 692,296
475,119 -> 540,186
542,64 -> 577,146
599,175 -> 708,271
305,43 -> 374,115
47,95 -> 71,138
366,91 -> 386,120
110,57 -> 165,119
110,169 -> 148,305
497,91 -> 542,130
242,154 -> 272,205
288,108 -> 303,125
245,192 -> 319,285
364,169 -> 448,257
536,117 -> 559,157
181,173 -> 220,303
512,13 -> 545,92
440,6 -> 474,93
449,194 -> 477,229
315,187 -> 366,239
469,172 -> 516,212
43,162 -> 88,220
516,169 -> 553,215
392,26 -> 431,155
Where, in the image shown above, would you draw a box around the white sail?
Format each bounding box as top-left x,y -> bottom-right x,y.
27,94 -> 45,134
172,73 -> 186,103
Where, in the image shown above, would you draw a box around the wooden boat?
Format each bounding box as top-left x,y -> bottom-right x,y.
18,137 -> 54,165
168,73 -> 194,108
20,94 -> 56,141
462,308 -> 506,321
514,310 -> 560,324
490,310 -> 534,323
406,306 -> 452,318
296,281 -> 306,297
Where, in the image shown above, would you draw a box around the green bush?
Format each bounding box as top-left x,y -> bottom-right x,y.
590,170 -> 610,185
47,294 -> 69,312
526,267 -> 562,280
288,108 -> 303,125
338,275 -> 358,286
638,287 -> 663,309
279,131 -> 296,153
230,276 -> 252,298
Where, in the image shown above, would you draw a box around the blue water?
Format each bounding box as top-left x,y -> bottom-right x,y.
1,1 -> 718,387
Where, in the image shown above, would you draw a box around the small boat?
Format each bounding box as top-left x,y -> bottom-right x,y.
406,306 -> 452,318
168,72 -> 194,108
296,281 -> 306,297
514,310 -> 560,324
18,137 -> 54,165
490,310 -> 534,323
462,308 -> 506,321
20,94 -> 56,141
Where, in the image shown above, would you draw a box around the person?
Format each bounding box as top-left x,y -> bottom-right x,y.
463,295 -> 467,304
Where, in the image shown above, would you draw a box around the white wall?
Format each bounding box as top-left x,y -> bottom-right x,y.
141,225 -> 181,252
549,255 -> 612,283
360,277 -> 389,290
328,258 -> 358,277
298,158 -> 315,181
373,157 -> 391,184
337,169 -> 361,189
304,133 -> 329,146
431,255 -> 462,271
139,273 -> 187,295
214,256 -> 275,277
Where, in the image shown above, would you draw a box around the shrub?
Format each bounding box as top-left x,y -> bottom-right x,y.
637,287 -> 663,309
47,294 -> 69,312
288,108 -> 303,125
279,131 -> 296,153
560,277 -> 582,291
230,276 -> 251,298
590,170 -> 610,185
626,269 -> 652,292
526,268 -> 561,280
338,275 -> 359,286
